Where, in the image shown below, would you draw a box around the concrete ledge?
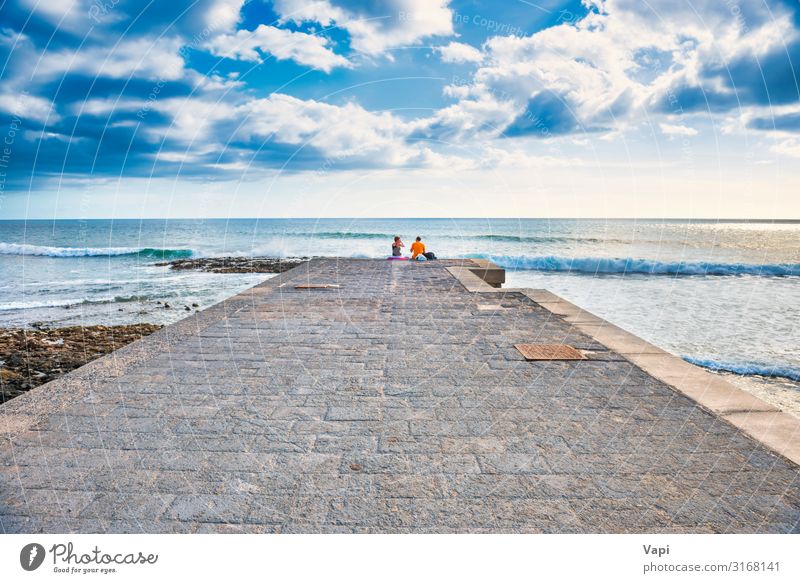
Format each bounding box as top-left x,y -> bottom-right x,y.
446,265 -> 499,292
724,412 -> 800,465
570,323 -> 670,356
446,273 -> 800,468
466,258 -> 505,288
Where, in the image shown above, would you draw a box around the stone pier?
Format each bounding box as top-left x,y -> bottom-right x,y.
1,259 -> 798,533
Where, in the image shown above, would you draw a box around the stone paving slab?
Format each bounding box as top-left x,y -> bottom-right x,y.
503,289 -> 800,465
1,259 -> 799,533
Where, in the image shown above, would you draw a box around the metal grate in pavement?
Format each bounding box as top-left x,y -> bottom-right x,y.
515,344 -> 587,360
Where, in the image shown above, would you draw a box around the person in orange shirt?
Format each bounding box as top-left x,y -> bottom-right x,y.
410,236 -> 426,259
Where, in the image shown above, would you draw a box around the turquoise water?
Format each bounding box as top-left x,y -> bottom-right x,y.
0,218 -> 798,395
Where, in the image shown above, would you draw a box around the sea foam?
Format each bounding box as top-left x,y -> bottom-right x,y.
0,243 -> 192,259
683,357 -> 800,382
475,255 -> 800,276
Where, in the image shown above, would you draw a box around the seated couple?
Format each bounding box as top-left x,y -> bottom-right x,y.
391,236 -> 436,261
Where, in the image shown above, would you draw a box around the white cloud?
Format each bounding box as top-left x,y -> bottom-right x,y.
273,0 -> 454,56
19,0 -> 103,33
426,0 -> 800,141
77,98 -> 146,116
147,92 -> 422,166
477,147 -> 582,169
203,0 -> 246,33
19,0 -> 243,36
419,91 -> 518,142
143,90 -> 513,173
0,92 -> 60,123
149,90 -> 573,173
770,139 -> 800,158
659,123 -> 698,137
189,71 -> 246,92
206,25 -> 350,72
272,0 -> 340,24
149,98 -> 235,144
436,42 -> 483,64
36,37 -> 185,80
234,94 -> 414,161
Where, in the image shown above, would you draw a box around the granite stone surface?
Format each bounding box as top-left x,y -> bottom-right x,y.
1,259 -> 798,533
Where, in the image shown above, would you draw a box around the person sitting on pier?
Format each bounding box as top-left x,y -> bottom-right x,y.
392,236 -> 405,257
410,236 -> 426,260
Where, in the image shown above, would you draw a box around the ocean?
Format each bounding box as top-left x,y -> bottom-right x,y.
1,218 -> 798,410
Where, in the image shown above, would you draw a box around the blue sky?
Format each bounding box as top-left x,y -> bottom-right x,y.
0,0 -> 798,218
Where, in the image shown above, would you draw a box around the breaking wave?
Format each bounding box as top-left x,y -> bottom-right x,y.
683,357 -> 800,382
284,231 -> 393,240
0,243 -> 192,259
474,255 -> 800,277
472,234 -> 614,244
0,293 -> 173,312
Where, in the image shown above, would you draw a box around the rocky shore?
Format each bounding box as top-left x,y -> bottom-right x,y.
156,256 -> 309,273
0,324 -> 162,402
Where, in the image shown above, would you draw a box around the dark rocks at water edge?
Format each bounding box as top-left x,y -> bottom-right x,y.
156,256 -> 309,273
0,324 -> 162,403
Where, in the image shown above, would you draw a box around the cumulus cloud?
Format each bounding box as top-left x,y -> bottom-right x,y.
424,0 -> 800,141
143,92 -> 429,169
36,37 -> 186,81
0,92 -> 60,123
205,25 -> 350,71
234,94 -> 409,157
202,0 -> 246,33
273,0 -> 454,56
436,42 -> 483,64
17,0 -> 245,37
659,123 -> 698,137
3,0 -> 799,189
147,98 -> 237,144
18,0 -> 102,33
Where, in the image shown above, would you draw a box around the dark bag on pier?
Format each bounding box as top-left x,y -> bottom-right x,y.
423,252 -> 437,260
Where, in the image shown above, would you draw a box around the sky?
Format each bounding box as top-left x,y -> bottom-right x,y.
0,0 -> 798,219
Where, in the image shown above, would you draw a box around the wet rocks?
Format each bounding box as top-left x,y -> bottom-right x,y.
155,256 -> 309,274
0,324 -> 162,402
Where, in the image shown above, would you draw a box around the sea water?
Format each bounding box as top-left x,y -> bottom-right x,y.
1,218 -> 798,408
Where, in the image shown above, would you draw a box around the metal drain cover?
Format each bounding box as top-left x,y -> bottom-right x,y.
515,344 -> 587,360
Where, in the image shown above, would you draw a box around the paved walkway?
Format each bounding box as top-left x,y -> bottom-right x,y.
1,259 -> 798,533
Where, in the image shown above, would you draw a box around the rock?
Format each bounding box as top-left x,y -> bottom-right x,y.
155,256 -> 310,274
163,303 -> 170,309
0,323 -> 162,403
0,369 -> 22,381
184,306 -> 191,311
191,303 -> 199,307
